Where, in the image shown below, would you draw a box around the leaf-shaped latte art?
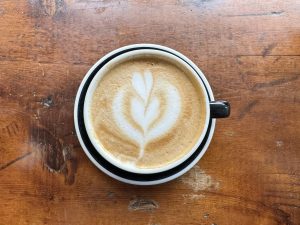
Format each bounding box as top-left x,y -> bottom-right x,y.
131,96 -> 160,132
113,89 -> 144,148
112,70 -> 181,160
132,70 -> 153,103
147,84 -> 181,141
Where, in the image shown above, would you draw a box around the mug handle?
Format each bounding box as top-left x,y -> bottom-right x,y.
210,100 -> 230,118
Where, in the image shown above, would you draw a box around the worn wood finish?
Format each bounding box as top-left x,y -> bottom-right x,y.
0,0 -> 299,224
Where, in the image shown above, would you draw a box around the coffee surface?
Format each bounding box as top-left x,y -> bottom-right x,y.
89,56 -> 207,169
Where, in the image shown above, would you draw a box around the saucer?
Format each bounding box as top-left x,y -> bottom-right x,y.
74,44 -> 216,185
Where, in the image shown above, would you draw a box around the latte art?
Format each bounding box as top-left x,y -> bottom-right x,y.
89,57 -> 207,169
112,70 -> 181,159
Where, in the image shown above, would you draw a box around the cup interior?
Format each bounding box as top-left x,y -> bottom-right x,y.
83,49 -> 210,174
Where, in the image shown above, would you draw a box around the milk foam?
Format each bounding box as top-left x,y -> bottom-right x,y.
112,70 -> 181,159
90,57 -> 207,169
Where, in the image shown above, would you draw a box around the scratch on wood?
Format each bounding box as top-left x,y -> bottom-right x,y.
62,145 -> 77,185
182,194 -> 205,204
252,74 -> 299,91
180,166 -> 220,192
272,207 -> 293,225
6,125 -> 12,136
31,125 -> 77,185
178,0 -> 213,6
38,63 -> 45,77
0,8 -> 5,16
237,54 -> 300,57
238,100 -> 259,119
128,199 -> 159,212
224,11 -> 284,17
35,128 -> 65,172
274,56 -> 281,63
276,140 -> 284,148
106,191 -> 117,203
273,203 -> 300,209
1,121 -> 21,138
262,43 -> 277,57
235,56 -> 243,65
95,7 -> 107,14
29,0 -> 66,18
224,130 -> 235,137
0,152 -> 32,171
106,191 -> 115,199
203,213 -> 210,218
41,95 -> 54,107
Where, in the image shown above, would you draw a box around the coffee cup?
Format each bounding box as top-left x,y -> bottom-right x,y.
74,44 -> 230,185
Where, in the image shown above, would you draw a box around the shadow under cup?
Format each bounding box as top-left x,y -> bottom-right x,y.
74,44 -> 230,185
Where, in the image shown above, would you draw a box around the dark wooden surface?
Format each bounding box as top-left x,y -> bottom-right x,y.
0,0 -> 299,224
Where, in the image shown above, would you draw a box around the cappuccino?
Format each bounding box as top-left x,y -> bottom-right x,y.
89,56 -> 207,169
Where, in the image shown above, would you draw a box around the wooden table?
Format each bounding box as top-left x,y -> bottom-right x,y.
0,0 -> 299,224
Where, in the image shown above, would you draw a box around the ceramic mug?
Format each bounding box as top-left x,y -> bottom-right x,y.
74,44 -> 230,185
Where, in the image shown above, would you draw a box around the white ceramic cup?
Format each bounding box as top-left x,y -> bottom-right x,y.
74,44 -> 230,184
83,49 -> 210,174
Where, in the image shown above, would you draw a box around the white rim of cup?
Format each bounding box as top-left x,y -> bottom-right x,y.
83,47 -> 210,174
74,44 -> 216,185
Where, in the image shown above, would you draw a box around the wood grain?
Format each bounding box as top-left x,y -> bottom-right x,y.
0,0 -> 299,224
